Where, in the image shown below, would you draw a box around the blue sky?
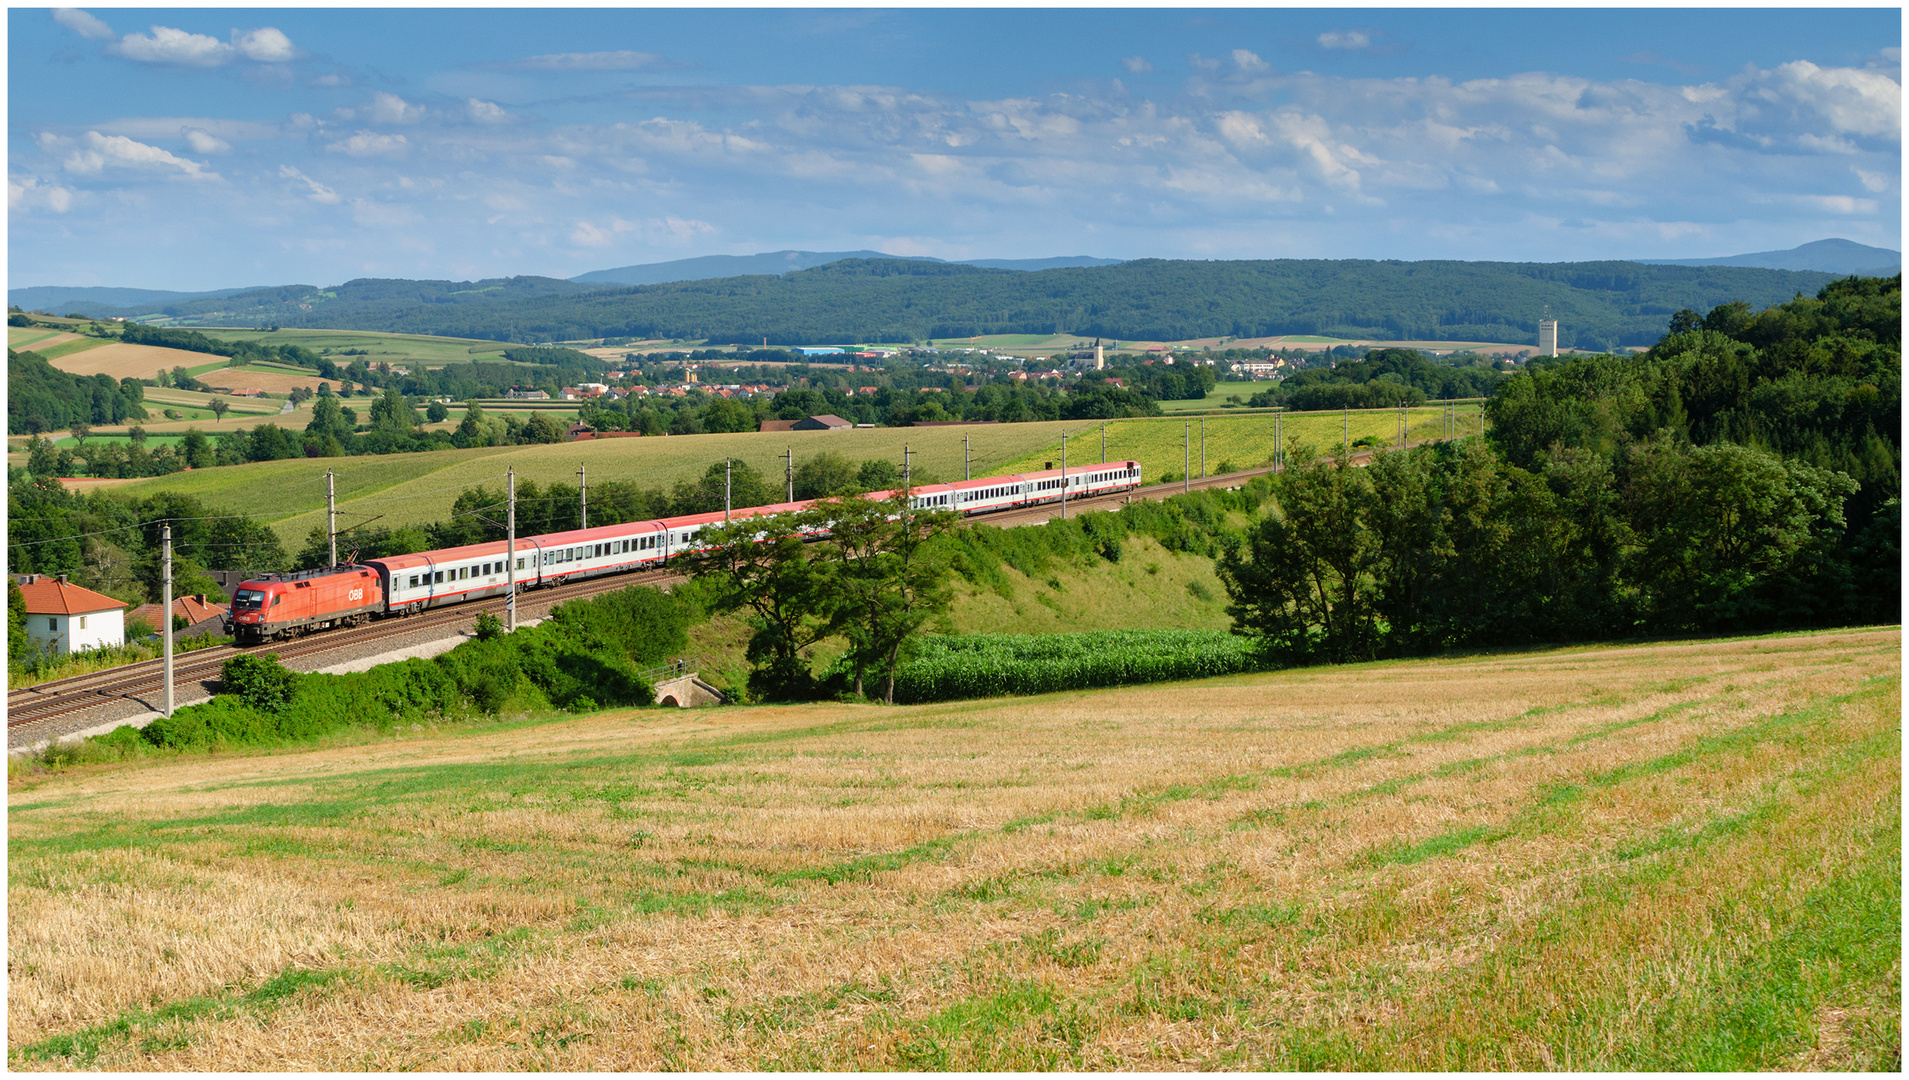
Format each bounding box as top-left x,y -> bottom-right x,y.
9,7 -> 1901,291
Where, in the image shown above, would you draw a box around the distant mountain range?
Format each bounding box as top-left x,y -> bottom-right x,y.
11,240 -> 1892,318
568,250 -> 1123,286
7,284 -> 265,313
14,257 -> 1847,353
1634,238 -> 1898,276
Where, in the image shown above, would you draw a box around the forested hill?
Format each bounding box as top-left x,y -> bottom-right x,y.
80,258 -> 1839,350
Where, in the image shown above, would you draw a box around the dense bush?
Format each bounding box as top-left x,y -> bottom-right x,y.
122,584 -> 691,753
884,629 -> 1261,703
220,653 -> 300,710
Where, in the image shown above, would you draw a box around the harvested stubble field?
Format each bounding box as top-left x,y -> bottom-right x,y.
8,627 -> 1899,1070
43,342 -> 217,380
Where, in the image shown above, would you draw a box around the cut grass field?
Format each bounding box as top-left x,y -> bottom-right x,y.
8,626 -> 1898,1070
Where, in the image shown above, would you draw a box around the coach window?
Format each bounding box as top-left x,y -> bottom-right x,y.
516,558 -> 525,570
434,571 -> 444,584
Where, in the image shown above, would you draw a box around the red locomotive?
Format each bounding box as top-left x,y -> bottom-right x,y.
226,565 -> 384,644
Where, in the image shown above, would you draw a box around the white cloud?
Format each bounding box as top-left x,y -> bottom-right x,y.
326,131 -> 410,157
1798,194 -> 1877,214
1233,49 -> 1270,73
570,214 -> 714,248
1317,30 -> 1372,51
93,116 -> 279,143
279,164 -> 340,204
52,8 -> 114,41
370,93 -> 427,125
1854,168 -> 1890,192
234,27 -> 294,63
313,73 -> 349,87
1121,56 -> 1152,75
111,25 -> 232,66
107,24 -> 295,66
61,131 -> 215,178
182,128 -> 230,154
467,99 -> 510,124
510,50 -> 660,71
9,177 -> 76,213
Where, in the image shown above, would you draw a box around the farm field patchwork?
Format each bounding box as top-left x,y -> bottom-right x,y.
196,367 -> 334,396
46,342 -> 224,381
7,626 -> 1897,1070
199,327 -> 516,366
8,329 -> 80,350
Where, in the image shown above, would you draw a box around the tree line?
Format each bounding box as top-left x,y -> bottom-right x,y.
1221,275 -> 1900,660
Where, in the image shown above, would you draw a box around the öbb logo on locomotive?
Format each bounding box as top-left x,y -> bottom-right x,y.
224,462 -> 1143,644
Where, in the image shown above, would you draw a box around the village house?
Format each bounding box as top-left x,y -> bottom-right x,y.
792,414 -> 853,431
128,593 -> 228,636
15,574 -> 126,656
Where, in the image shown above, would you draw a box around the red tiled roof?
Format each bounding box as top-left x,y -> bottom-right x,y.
15,575 -> 125,615
128,594 -> 228,629
759,419 -> 800,432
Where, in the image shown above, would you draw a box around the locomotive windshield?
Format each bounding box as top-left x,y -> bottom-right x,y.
233,589 -> 266,610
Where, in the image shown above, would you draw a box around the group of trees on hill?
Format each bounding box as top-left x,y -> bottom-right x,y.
8,350 -> 148,434
1245,348 -> 1509,410
1223,274 -> 1900,659
7,474 -> 285,606
55,259 -> 1840,351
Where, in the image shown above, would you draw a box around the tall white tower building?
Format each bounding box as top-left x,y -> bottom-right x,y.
1538,314 -> 1558,357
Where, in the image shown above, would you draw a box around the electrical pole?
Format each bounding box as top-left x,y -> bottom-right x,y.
1275,408 -> 1282,474
1200,416 -> 1206,478
1100,422 -> 1106,463
1060,431 -> 1067,520
506,467 -> 517,633
161,523 -> 174,718
1183,422 -> 1190,494
1343,407 -> 1349,451
326,469 -> 336,567
903,444 -> 912,495
785,445 -> 794,502
578,463 -> 587,530
964,432 -> 971,481
724,459 -> 732,523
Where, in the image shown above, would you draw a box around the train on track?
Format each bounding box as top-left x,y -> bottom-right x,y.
226,461 -> 1142,644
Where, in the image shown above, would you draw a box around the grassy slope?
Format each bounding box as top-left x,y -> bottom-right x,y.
8,627 -> 1898,1070
684,534 -> 1233,692
34,336 -> 113,361
71,407 -> 1485,545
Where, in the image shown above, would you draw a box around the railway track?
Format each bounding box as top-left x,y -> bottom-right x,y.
9,459 -> 1335,733
7,569 -> 682,732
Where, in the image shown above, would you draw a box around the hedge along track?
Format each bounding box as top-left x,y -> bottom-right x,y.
6,569 -> 684,733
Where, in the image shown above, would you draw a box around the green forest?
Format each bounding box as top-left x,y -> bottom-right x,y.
59,258 -> 1839,351
1224,274 -> 1900,659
